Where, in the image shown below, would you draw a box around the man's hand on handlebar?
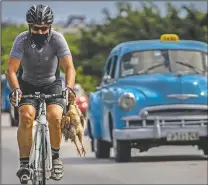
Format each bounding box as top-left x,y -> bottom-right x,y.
9,88 -> 22,107
64,87 -> 76,105
9,88 -> 74,107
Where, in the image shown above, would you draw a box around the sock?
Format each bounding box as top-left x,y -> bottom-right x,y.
20,157 -> 29,166
52,147 -> 60,160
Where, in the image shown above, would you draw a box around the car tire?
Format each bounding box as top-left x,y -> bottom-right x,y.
95,139 -> 111,159
114,140 -> 131,162
90,138 -> 95,152
10,113 -> 18,127
202,147 -> 208,155
10,105 -> 18,127
199,139 -> 208,155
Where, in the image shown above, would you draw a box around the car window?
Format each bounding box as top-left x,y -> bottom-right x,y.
120,50 -> 169,77
204,53 -> 208,70
110,55 -> 118,79
169,50 -> 204,73
104,57 -> 113,76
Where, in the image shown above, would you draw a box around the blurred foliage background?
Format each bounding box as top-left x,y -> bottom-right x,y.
2,2 -> 208,94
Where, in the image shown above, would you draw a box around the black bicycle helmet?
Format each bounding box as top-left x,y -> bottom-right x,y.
26,4 -> 54,25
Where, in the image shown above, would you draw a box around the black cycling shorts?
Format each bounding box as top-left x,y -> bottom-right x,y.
18,78 -> 65,110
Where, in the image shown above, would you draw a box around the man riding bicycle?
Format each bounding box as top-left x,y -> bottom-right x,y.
5,4 -> 76,183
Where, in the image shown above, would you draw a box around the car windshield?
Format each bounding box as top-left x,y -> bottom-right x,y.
120,50 -> 206,77
120,50 -> 170,77
204,53 -> 208,73
169,50 -> 205,74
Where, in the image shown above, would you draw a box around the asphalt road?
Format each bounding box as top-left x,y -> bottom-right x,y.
1,113 -> 208,184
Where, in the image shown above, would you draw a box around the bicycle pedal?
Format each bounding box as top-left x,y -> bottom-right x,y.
17,168 -> 32,184
20,174 -> 29,184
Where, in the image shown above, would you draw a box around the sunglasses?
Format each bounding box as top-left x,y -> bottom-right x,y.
31,25 -> 50,32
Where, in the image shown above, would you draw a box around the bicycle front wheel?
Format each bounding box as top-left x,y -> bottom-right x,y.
39,125 -> 46,185
31,125 -> 46,185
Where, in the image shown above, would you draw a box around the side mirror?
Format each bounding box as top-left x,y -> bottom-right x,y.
124,62 -> 132,69
103,75 -> 111,83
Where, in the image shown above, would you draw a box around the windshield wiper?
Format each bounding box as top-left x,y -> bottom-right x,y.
175,61 -> 203,74
137,63 -> 165,75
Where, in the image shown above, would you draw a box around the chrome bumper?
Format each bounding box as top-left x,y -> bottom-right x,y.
114,113 -> 208,140
113,126 -> 208,140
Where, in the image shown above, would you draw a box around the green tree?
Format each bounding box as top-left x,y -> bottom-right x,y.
1,24 -> 27,73
1,2 -> 207,94
72,1 -> 207,85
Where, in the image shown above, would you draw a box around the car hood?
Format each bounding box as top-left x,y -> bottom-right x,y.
116,73 -> 207,105
180,74 -> 207,104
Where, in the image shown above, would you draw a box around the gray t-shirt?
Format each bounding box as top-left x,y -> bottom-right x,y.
9,30 -> 71,86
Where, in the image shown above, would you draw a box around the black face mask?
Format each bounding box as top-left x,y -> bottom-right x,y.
31,33 -> 49,48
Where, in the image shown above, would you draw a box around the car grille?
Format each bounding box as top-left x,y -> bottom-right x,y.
126,106 -> 208,128
128,119 -> 208,127
146,109 -> 207,117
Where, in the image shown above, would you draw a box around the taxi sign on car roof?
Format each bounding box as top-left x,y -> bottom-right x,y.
160,34 -> 179,42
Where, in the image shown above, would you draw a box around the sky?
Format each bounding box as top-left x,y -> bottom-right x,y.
1,1 -> 207,24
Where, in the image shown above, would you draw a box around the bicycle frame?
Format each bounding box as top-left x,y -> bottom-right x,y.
14,89 -> 69,184
29,97 -> 52,183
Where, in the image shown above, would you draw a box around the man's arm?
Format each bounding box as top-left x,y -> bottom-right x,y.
56,32 -> 76,88
59,55 -> 76,88
5,57 -> 21,90
5,33 -> 24,90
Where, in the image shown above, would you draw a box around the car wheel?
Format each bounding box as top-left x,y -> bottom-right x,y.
114,140 -> 131,162
202,147 -> 208,155
10,113 -> 18,127
9,105 -> 18,127
95,139 -> 111,158
90,138 -> 95,152
199,139 -> 208,155
86,120 -> 94,152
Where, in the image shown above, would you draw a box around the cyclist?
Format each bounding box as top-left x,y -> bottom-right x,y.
5,4 -> 76,183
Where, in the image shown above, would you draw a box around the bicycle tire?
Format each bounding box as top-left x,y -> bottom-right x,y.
31,134 -> 44,185
40,125 -> 46,185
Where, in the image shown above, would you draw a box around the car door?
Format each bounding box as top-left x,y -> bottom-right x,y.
101,54 -> 118,141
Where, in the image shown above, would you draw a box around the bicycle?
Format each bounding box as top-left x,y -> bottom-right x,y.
15,89 -> 69,185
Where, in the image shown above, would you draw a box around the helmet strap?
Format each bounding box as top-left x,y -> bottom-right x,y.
47,25 -> 52,42
28,24 -> 52,47
28,24 -> 35,46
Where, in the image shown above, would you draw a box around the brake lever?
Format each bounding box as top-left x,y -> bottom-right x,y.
15,90 -> 19,107
64,88 -> 69,106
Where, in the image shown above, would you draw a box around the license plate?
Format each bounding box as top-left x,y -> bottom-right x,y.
166,132 -> 200,141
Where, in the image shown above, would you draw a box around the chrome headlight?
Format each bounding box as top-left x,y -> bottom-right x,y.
118,92 -> 136,110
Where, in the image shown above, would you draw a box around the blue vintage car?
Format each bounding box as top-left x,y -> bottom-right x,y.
86,34 -> 208,162
1,74 -> 10,112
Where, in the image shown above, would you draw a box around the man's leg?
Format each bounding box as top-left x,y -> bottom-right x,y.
44,79 -> 65,181
46,104 -> 64,181
16,104 -> 36,183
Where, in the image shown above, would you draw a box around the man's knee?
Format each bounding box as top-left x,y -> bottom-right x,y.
19,105 -> 36,128
47,104 -> 63,126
